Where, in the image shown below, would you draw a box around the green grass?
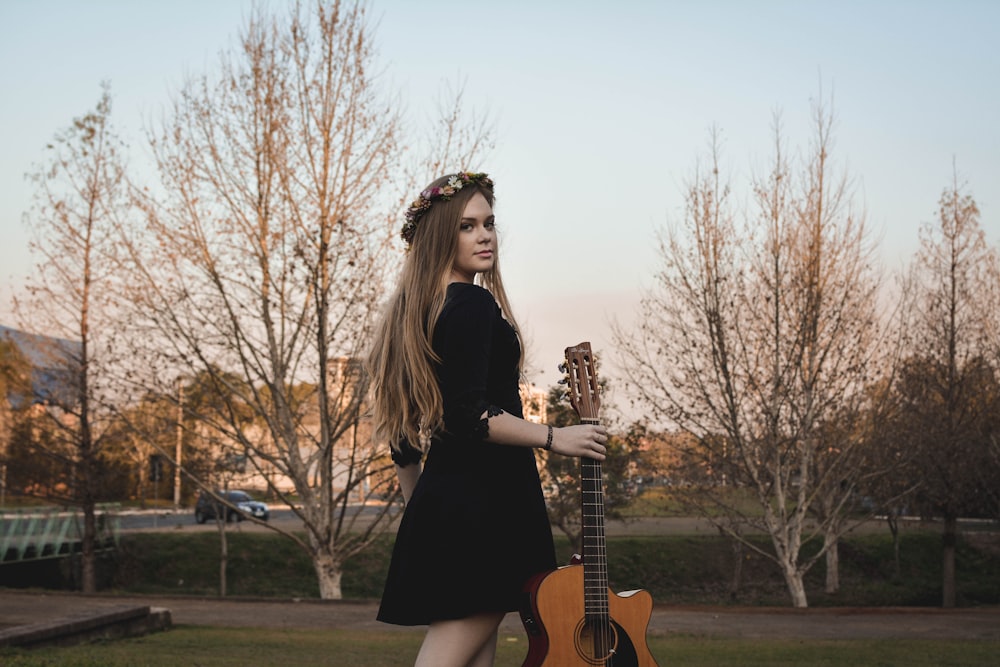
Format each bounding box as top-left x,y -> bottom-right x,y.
97,527 -> 1000,608
110,531 -> 393,599
619,486 -> 690,517
1,627 -> 998,666
620,486 -> 773,518
111,531 -> 322,598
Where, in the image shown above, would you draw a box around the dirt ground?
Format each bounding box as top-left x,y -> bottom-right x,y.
2,589 -> 998,640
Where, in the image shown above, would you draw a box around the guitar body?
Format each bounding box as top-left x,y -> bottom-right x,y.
521,565 -> 658,666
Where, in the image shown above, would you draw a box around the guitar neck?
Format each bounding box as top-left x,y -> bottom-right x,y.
580,417 -> 609,621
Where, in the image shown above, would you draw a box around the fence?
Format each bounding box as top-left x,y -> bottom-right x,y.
0,504 -> 120,563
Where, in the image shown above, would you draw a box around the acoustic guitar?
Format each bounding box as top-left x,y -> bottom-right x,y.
520,342 -> 659,666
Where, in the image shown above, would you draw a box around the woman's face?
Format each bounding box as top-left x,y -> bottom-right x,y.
450,192 -> 496,284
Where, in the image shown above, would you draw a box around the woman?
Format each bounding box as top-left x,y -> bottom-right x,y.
367,172 -> 608,667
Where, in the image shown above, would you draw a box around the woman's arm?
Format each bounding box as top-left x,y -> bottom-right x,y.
483,411 -> 608,460
395,463 -> 422,505
435,286 -> 607,460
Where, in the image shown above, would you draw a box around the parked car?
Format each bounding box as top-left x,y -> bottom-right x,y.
195,490 -> 269,523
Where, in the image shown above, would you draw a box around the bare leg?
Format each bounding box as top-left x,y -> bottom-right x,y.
467,625 -> 499,667
414,611 -> 504,667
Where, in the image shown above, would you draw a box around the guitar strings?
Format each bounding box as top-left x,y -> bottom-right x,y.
572,351 -> 616,664
583,416 -> 613,663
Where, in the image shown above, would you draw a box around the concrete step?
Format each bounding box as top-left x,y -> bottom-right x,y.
0,603 -> 172,649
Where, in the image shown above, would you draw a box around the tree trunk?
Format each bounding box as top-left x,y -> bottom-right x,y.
729,535 -> 744,600
778,560 -> 809,608
942,514 -> 958,608
216,519 -> 228,598
824,531 -> 839,594
79,428 -> 98,594
313,551 -> 344,600
80,502 -> 97,593
887,511 -> 901,578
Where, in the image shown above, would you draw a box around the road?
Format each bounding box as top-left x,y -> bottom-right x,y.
117,506 -> 922,537
2,590 -> 999,640
115,505 -> 388,532
114,509 -> 757,536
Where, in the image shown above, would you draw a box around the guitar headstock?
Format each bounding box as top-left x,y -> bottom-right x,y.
562,341 -> 600,421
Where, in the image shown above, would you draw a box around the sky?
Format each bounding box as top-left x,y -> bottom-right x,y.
1,0 -> 998,417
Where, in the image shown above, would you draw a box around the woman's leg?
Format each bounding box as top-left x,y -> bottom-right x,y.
466,625 -> 500,667
414,611 -> 504,667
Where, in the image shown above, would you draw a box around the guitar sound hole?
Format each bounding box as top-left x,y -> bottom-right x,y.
574,617 -> 618,664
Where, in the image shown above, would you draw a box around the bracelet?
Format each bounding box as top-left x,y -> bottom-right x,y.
543,425 -> 553,451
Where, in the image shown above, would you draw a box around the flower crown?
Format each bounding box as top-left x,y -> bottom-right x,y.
401,172 -> 494,245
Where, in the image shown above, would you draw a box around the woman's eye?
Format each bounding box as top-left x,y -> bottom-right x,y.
459,223 -> 473,231
485,221 -> 496,230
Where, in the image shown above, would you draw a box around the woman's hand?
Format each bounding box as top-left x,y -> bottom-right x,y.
551,424 -> 608,460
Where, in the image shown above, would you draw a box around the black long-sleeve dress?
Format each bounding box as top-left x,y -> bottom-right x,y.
377,282 -> 556,625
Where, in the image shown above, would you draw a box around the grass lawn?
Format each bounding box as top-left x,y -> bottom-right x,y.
1,627 -> 998,666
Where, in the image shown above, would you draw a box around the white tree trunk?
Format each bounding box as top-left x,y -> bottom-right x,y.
770,515 -> 810,608
314,551 -> 344,600
778,561 -> 809,608
824,530 -> 840,594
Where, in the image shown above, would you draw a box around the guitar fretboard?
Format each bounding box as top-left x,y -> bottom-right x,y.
580,417 -> 609,623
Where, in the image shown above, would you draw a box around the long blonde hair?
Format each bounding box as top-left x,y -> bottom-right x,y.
367,174 -> 522,453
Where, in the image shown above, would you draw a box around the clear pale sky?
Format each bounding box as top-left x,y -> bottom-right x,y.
1,0 -> 997,409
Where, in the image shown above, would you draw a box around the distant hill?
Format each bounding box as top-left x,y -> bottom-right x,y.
0,324 -> 80,408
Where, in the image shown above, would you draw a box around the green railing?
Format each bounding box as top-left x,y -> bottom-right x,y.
0,504 -> 120,563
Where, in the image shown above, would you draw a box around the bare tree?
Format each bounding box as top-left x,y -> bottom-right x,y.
14,84 -> 126,593
894,176 -> 1000,607
412,80 -> 496,187
614,102 -> 888,607
116,1 -> 491,599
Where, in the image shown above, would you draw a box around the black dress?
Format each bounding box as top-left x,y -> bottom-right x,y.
377,282 -> 557,625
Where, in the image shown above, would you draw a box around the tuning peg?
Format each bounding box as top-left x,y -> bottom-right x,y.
557,363 -> 567,373
558,378 -> 568,385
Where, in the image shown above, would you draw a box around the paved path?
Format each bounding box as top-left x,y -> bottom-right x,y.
2,590 -> 998,640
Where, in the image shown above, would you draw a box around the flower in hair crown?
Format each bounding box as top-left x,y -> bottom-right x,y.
401,172 -> 494,245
